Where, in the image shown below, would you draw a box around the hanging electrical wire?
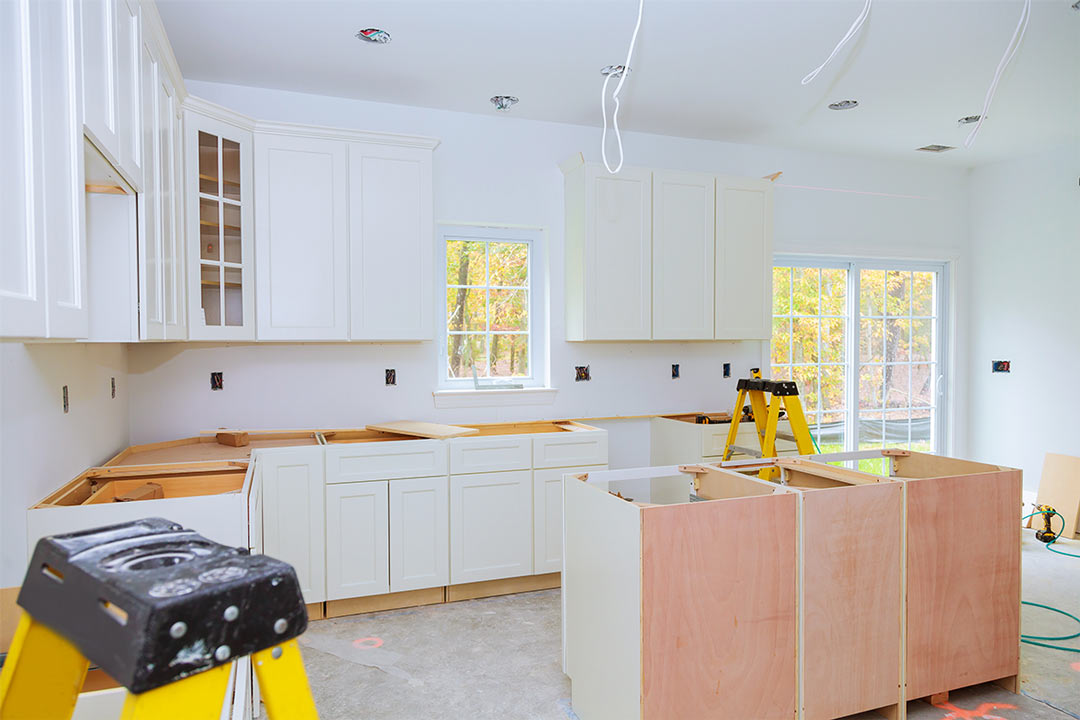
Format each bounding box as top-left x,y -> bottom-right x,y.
964,0 -> 1031,148
801,0 -> 873,85
600,0 -> 645,174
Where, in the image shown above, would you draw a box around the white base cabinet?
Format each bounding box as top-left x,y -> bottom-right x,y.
533,465 -> 607,575
450,470 -> 533,585
326,481 -> 389,600
389,476 -> 449,593
260,447 -> 326,604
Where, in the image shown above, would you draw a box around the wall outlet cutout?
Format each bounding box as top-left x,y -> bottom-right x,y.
671,363 -> 680,379
992,360 -> 1011,373
62,385 -> 69,414
385,368 -> 396,386
575,365 -> 591,382
210,372 -> 224,391
723,362 -> 731,378
111,377 -> 116,399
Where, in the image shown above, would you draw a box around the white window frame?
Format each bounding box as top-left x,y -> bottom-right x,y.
436,224 -> 547,390
773,255 -> 950,455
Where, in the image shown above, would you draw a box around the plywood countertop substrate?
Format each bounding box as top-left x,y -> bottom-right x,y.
105,434 -> 319,466
364,421 -> 478,439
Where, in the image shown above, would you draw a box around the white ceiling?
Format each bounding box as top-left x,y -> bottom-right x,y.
157,0 -> 1080,167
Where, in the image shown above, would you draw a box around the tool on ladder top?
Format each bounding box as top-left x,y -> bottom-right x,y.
0,517 -> 319,720
723,368 -> 817,479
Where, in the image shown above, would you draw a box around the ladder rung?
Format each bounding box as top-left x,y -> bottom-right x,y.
729,445 -> 763,458
775,432 -> 797,442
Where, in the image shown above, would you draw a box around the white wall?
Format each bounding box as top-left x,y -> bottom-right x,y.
124,81 -> 970,460
0,343 -> 129,586
967,141 -> 1080,490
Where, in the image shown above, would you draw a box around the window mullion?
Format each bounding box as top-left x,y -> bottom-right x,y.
847,263 -> 860,454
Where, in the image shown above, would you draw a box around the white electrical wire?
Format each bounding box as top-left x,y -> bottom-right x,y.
600,0 -> 645,174
963,0 -> 1031,148
801,0 -> 873,85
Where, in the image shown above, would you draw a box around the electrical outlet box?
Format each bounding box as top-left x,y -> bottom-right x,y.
385,368 -> 396,386
992,360 -> 1011,373
63,385 -> 69,413
575,365 -> 591,382
723,363 -> 731,378
210,372 -> 224,390
111,377 -> 116,399
671,364 -> 680,379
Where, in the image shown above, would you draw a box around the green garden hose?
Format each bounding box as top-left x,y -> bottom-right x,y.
1020,509 -> 1080,653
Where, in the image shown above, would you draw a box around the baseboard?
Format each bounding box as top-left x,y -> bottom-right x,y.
446,572 -> 561,602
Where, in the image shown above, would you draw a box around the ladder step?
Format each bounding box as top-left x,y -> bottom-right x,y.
774,432 -> 797,442
729,445 -> 763,458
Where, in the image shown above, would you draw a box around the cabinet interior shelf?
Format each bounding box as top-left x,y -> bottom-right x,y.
201,280 -> 243,289
199,173 -> 241,187
200,220 -> 242,233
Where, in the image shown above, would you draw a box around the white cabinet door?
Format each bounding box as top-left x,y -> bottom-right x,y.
260,448 -> 326,603
348,143 -> 433,341
715,176 -> 773,340
389,476 -> 448,592
255,134 -> 348,340
79,0 -> 118,161
534,465 -> 607,575
138,38 -> 163,340
157,69 -> 185,340
113,0 -> 140,184
449,470 -> 532,584
583,164 -> 652,340
325,480 -> 389,601
652,170 -> 714,340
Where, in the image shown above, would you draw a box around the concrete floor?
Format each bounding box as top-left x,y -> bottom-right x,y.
288,532 -> 1080,720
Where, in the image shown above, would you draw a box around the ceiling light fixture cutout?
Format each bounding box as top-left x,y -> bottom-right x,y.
601,65 -> 628,78
356,28 -> 391,44
828,99 -> 859,110
916,144 -> 955,153
958,115 -> 981,125
490,96 -> 518,112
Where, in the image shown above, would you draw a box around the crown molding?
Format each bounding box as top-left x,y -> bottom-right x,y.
253,119 -> 441,150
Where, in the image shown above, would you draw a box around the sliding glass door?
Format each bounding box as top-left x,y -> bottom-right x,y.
771,258 -> 948,467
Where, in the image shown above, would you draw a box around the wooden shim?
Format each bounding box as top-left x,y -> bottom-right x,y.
1036,453 -> 1080,539
446,572 -> 560,602
215,431 -> 250,447
364,420 -> 479,439
564,477 -> 641,720
640,494 -> 797,720
802,483 -> 903,720
905,471 -> 1022,699
325,588 -> 444,618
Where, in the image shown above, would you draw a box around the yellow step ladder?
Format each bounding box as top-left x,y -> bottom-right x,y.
0,518 -> 318,720
722,368 -> 817,479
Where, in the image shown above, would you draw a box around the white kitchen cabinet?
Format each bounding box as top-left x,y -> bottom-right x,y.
449,435 -> 532,475
715,176 -> 773,340
260,447 -> 326,603
652,170 -> 715,340
349,142 -> 434,341
533,465 -> 607,575
138,36 -> 163,339
389,476 -> 449,592
649,414 -> 798,466
449,470 -> 533,584
325,439 -> 447,483
184,104 -> 255,340
564,162 -> 653,341
255,132 -> 349,340
325,480 -> 389,600
157,68 -> 185,340
113,0 -> 141,184
532,429 -> 608,470
80,0 -> 118,162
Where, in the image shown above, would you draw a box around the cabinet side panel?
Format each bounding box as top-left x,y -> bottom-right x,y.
564,478 -> 641,720
905,471 -> 1021,698
640,494 -> 797,720
802,483 -> 903,719
563,166 -> 585,341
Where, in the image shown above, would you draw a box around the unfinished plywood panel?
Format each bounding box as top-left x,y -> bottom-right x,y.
564,478 -> 641,720
886,450 -> 1003,479
1036,453 -> 1080,539
365,420 -> 478,439
802,482 -> 903,720
640,494 -> 797,720
905,471 -> 1021,699
105,433 -> 319,466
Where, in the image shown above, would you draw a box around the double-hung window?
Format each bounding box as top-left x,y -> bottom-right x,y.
437,225 -> 545,388
771,257 -> 948,471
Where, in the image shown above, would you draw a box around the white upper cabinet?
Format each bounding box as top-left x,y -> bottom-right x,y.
348,142 -> 434,341
157,68 -> 185,340
652,170 -> 715,340
715,176 -> 773,340
255,132 -> 349,341
564,163 -> 653,341
138,37 -> 163,339
80,0 -> 118,162
184,104 -> 255,340
113,0 -> 142,186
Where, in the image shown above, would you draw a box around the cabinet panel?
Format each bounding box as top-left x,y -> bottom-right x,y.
138,40 -> 162,339
715,177 -> 773,340
0,0 -> 46,337
533,465 -> 606,575
389,476 -> 448,592
349,143 -> 433,340
652,170 -> 714,340
325,481 -> 389,600
255,134 -> 348,340
113,0 -> 140,184
260,448 -> 326,603
157,71 -> 185,340
450,470 -> 532,584
449,436 -> 531,475
583,164 -> 652,340
325,439 -> 446,483
532,431 -> 608,470
79,0 -> 117,160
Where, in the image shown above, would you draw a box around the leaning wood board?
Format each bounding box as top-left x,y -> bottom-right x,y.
1036,453 -> 1080,539
364,420 -> 478,439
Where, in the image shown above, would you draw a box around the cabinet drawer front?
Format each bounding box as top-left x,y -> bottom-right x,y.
449,470 -> 533,584
532,432 -> 608,469
449,437 -> 531,474
325,481 -> 389,600
326,440 -> 447,483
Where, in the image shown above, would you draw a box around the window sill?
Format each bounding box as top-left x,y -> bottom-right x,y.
432,387 -> 558,409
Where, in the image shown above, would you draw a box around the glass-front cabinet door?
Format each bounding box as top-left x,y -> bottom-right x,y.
184,108 -> 254,339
